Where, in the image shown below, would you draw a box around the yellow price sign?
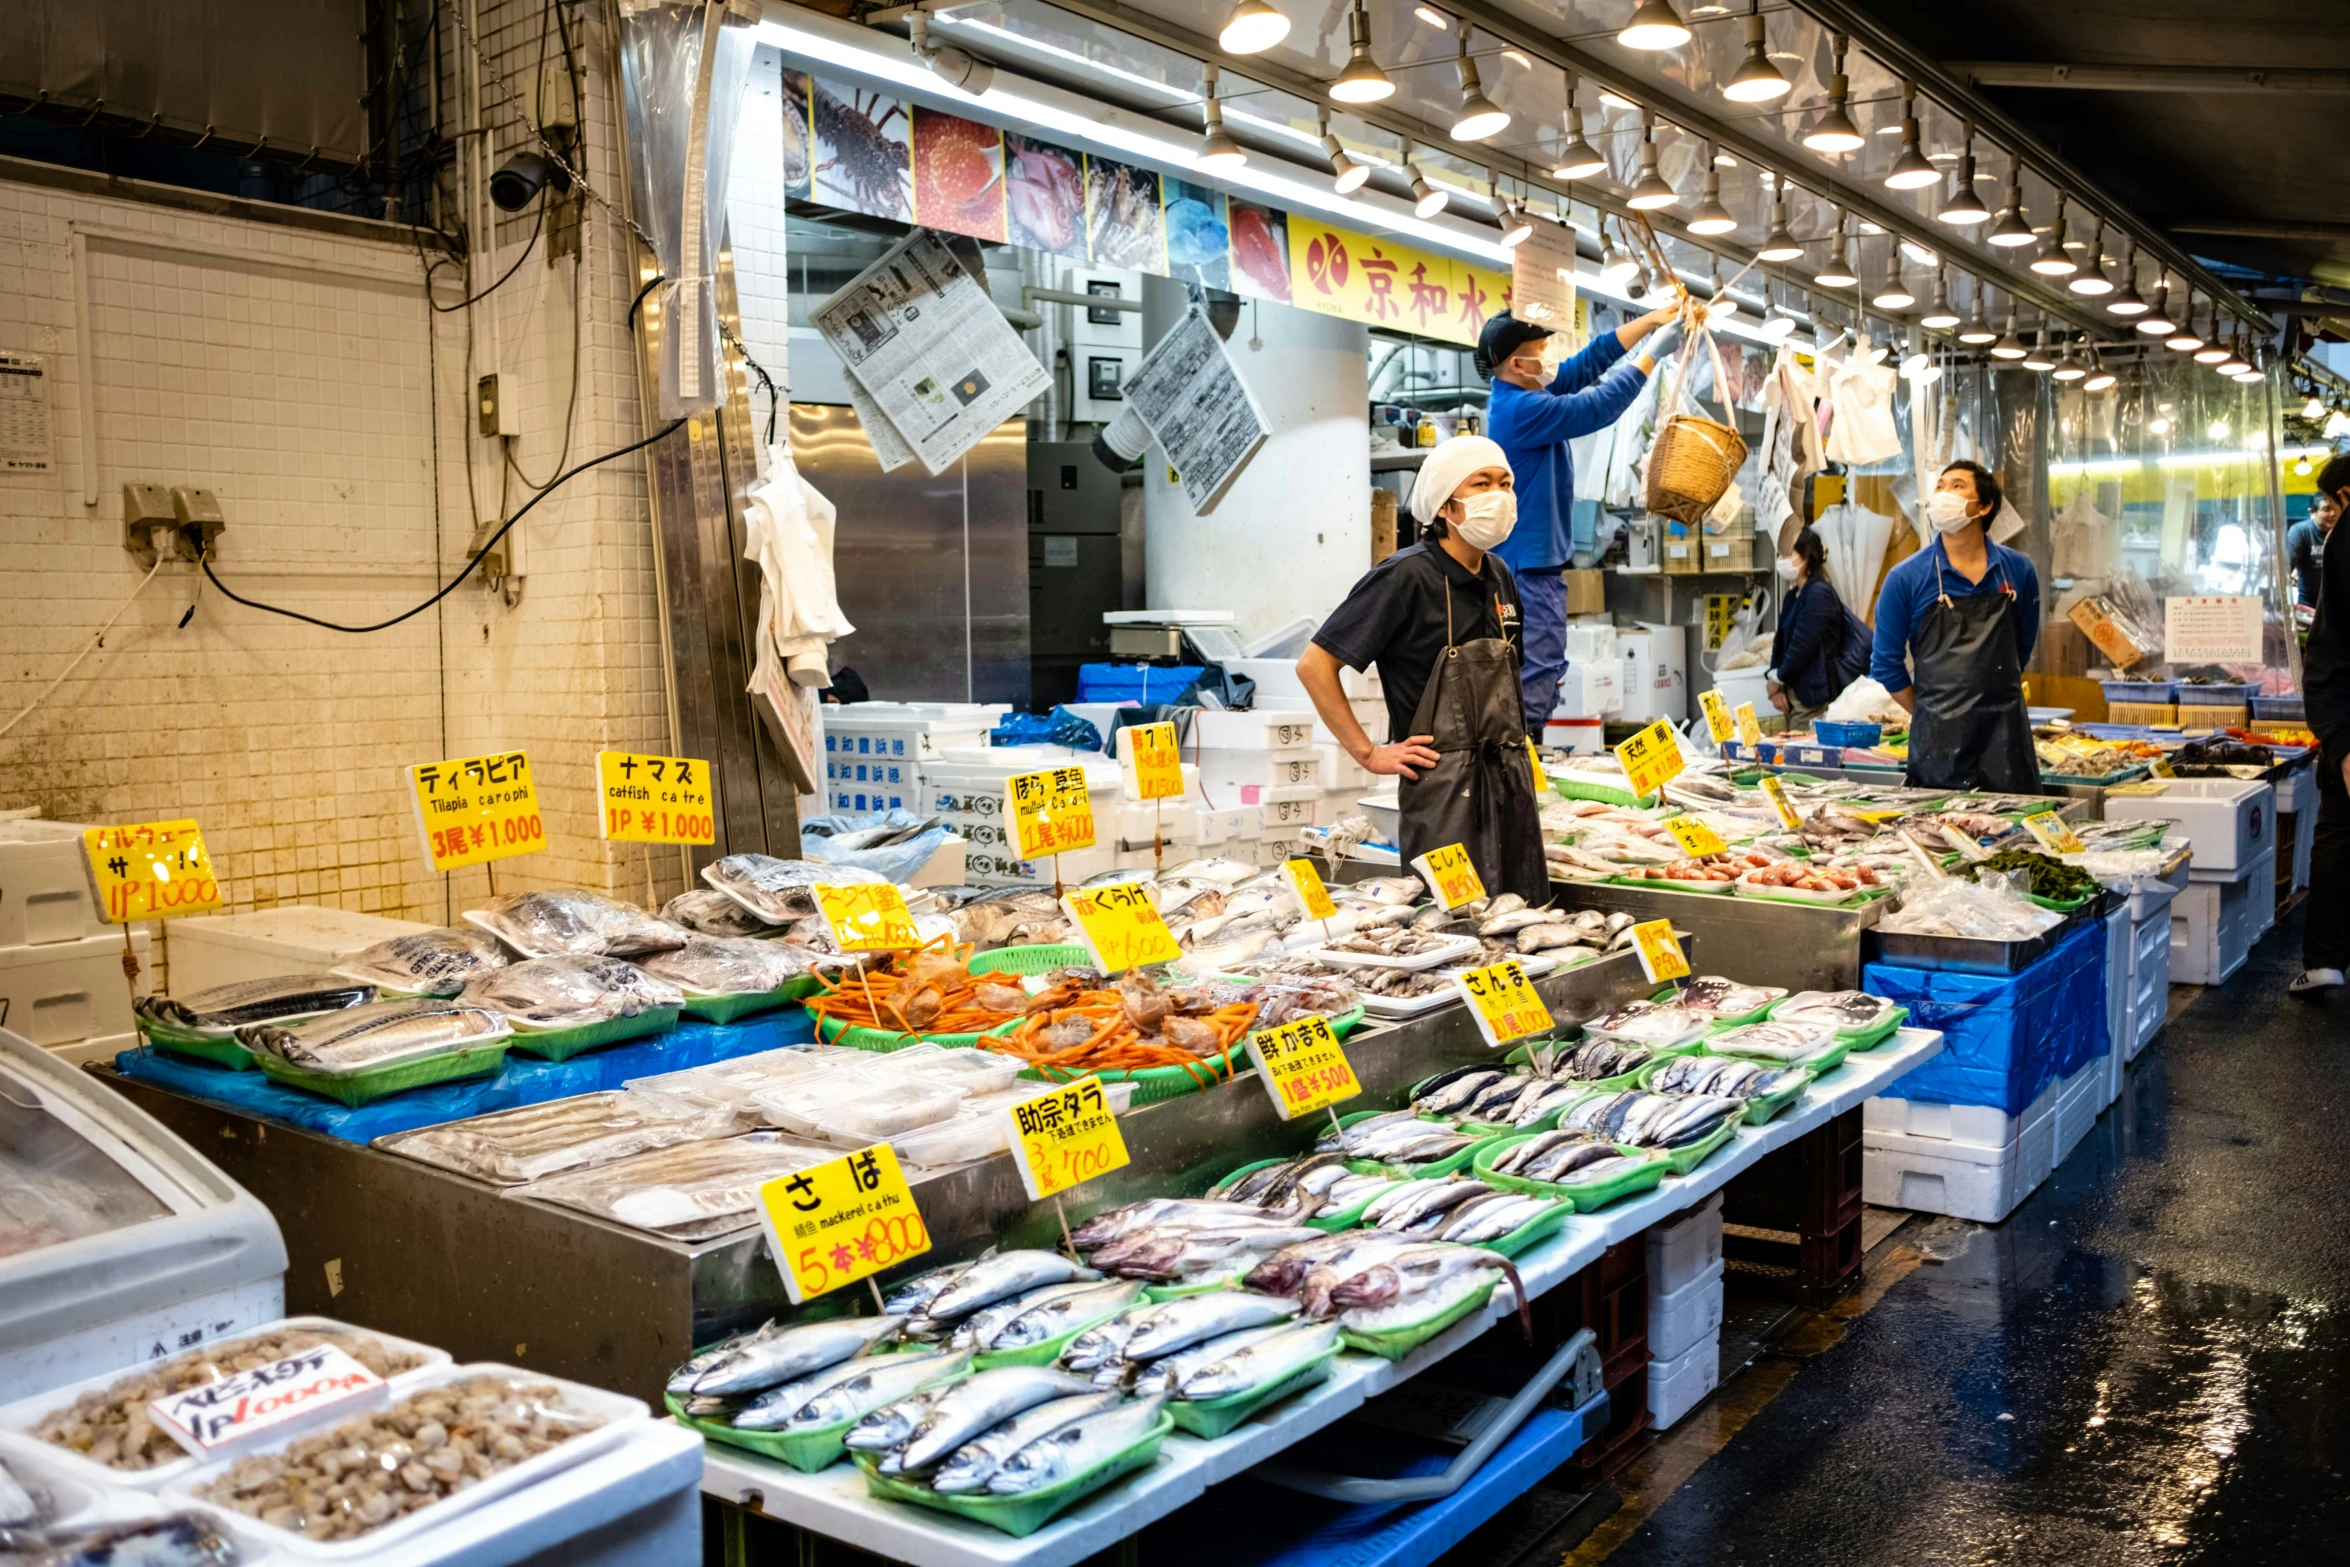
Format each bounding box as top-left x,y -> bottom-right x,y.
1629,919 -> 1690,984
1524,739 -> 1550,795
1001,1077 -> 1130,1201
757,1144 -> 930,1306
408,751 -> 544,873
1282,858 -> 1339,923
1613,719 -> 1686,798
1699,689 -> 1734,745
1664,814 -> 1729,857
82,820 -> 222,924
1412,842 -> 1486,910
1122,723 -> 1186,803
1061,883 -> 1183,973
595,751 -> 715,845
1735,702 -> 1764,749
1704,594 -> 1740,652
1758,773 -> 1803,832
1247,1014 -> 1362,1120
2107,779 -> 2171,798
1452,959 -> 1553,1048
814,882 -> 923,951
1006,766 -> 1097,860
2022,812 -> 2088,855
2150,757 -> 2176,779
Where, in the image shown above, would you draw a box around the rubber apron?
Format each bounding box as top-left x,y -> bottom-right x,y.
1903,548 -> 2039,792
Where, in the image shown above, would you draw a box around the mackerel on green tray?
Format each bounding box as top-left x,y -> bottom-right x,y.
1160,1320 -> 1340,1402
894,1367 -> 1102,1473
921,1251 -> 1103,1326
234,997 -> 507,1072
929,1391 -> 1122,1494
734,1347 -> 972,1434
671,1313 -> 905,1398
954,1280 -> 1143,1355
987,1395 -> 1168,1494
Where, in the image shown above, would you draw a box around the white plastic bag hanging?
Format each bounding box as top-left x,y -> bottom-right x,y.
1824,341 -> 1901,466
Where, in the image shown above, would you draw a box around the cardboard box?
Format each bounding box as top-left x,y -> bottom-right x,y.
1564,569 -> 1605,615
2028,674 -> 2110,724
2037,619 -> 2092,679
1662,539 -> 1701,575
2108,701 -> 2177,726
2067,597 -> 2146,669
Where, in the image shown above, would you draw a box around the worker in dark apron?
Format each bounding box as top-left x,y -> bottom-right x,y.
1297,436 -> 1550,900
1866,459 -> 2043,791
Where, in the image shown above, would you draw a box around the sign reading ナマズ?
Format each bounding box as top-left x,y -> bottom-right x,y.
596,750 -> 715,844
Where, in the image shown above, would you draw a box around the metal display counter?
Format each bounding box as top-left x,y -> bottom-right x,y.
1539,879 -> 1889,993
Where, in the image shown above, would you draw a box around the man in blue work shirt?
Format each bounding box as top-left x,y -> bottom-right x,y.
1869,459 -> 2044,791
1477,303 -> 1683,730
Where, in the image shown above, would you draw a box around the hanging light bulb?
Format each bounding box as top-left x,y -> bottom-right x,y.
2194,313 -> 2232,364
1987,169 -> 2035,246
2170,297 -> 2207,353
1884,85 -> 1940,189
1990,302 -> 2028,359
1687,148 -> 1736,234
1872,252 -> 1914,310
1197,66 -> 1246,169
2031,198 -> 2078,275
1723,1 -> 1790,101
1495,176 -> 1533,248
1957,289 -> 1998,345
1920,269 -> 1960,329
1758,282 -> 1798,340
1450,26 -> 1510,141
2068,220 -> 2114,295
2106,243 -> 2147,315
1756,184 -> 1803,260
2022,327 -> 2057,372
1404,144 -> 1447,218
2218,330 -> 2250,375
1329,1 -> 1395,103
2304,393 -> 2328,420
1551,72 -> 1605,178
1320,116 -> 1369,193
2083,349 -> 2116,392
1598,221 -> 1638,285
1938,125 -> 1991,224
1701,261 -> 1735,323
1618,0 -> 1692,51
1219,0 -> 1290,55
2052,337 -> 2086,381
1627,115 -> 1676,209
1813,212 -> 1857,288
2136,277 -> 2175,335
1803,35 -> 1866,153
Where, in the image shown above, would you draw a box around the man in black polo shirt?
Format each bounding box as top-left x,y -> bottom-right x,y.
1296,435 -> 1549,900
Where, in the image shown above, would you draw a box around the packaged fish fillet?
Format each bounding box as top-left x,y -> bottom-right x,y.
374,1089 -> 743,1185
460,954 -> 685,1030
235,997 -> 509,1073
1772,990 -> 1904,1034
637,935 -> 824,997
701,854 -> 888,924
334,925 -> 512,997
1705,1020 -> 1840,1064
664,888 -> 791,938
512,1131 -> 835,1239
134,972 -> 376,1036
1673,976 -> 1787,1022
463,888 -> 693,959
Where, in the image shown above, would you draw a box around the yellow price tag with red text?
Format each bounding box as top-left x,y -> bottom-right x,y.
1007,766 -> 1096,859
2151,757 -> 2176,779
814,882 -> 923,951
1122,723 -> 1186,803
1001,1077 -> 1130,1201
1248,1015 -> 1362,1119
1525,739 -> 1550,794
1062,882 -> 1183,973
1699,689 -> 1734,745
1664,815 -> 1729,857
1453,959 -> 1553,1048
1735,702 -> 1764,749
2022,812 -> 2088,855
596,751 -> 715,844
408,751 -> 544,873
1614,719 -> 1686,798
1413,843 -> 1486,910
1758,774 -> 1803,832
1282,858 -> 1339,923
757,1145 -> 930,1305
83,820 -> 222,923
1629,919 -> 1690,984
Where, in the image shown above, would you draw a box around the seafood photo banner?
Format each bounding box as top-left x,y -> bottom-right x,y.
782,69 -> 1500,346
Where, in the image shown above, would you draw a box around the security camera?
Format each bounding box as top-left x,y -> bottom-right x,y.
909,13 -> 993,96
489,150 -> 571,212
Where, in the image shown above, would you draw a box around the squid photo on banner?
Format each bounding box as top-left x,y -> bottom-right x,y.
911,106 -> 1006,242
1086,155 -> 1166,273
1163,176 -> 1230,292
811,77 -> 911,221
1004,134 -> 1089,260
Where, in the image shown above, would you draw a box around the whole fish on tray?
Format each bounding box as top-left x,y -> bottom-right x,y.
234,997 -> 507,1072
1706,1020 -> 1840,1063
1772,990 -> 1903,1034
952,1280 -> 1142,1354
1489,1133 -> 1648,1185
334,925 -> 510,996
919,1251 -> 1102,1327
1647,1056 -> 1806,1100
671,1312 -> 905,1398
135,972 -> 376,1035
0,1454 -> 41,1529
461,955 -> 684,1029
1320,1242 -> 1525,1337
929,1391 -> 1122,1494
464,889 -> 690,959
986,1395 -> 1167,1494
376,1089 -> 738,1185
1561,1091 -> 1741,1149
516,1131 -> 832,1239
636,935 -> 822,997
891,1367 -> 1103,1473
732,1346 -> 971,1434
702,855 -> 886,924
1146,1320 -> 1338,1402
1089,1221 -> 1325,1284
1537,1039 -> 1660,1082
1674,976 -> 1787,1022
663,888 -> 789,938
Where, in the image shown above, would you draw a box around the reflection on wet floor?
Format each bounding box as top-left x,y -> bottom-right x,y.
1546,906 -> 2350,1566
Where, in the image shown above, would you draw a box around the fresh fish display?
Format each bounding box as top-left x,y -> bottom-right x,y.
1412,1066 -> 1506,1116
1319,1243 -> 1522,1336
0,1513 -> 239,1565
460,954 -> 684,1029
734,1347 -> 971,1433
1772,990 -> 1903,1033
1314,927 -> 1478,963
464,888 -> 691,959
1203,1153 -> 1359,1221
1155,1320 -> 1339,1402
1507,1080 -> 1588,1126
0,1455 -> 42,1529
986,1395 -> 1167,1494
1539,1039 -> 1660,1081
1460,1074 -> 1542,1123
662,888 -> 789,938
894,1367 -> 1102,1472
925,1251 -> 1103,1324
1674,976 -> 1787,1021
1706,1020 -> 1840,1063
702,855 -> 886,924
1647,1056 -> 1807,1100
334,925 -> 511,996
1314,1112 -> 1479,1166
1561,1091 -> 1742,1149
1115,1291 -> 1302,1363
1068,1199 -> 1241,1252
883,1259 -> 978,1318
515,1131 -> 833,1239
929,1392 -> 1123,1494
636,936 -> 822,997
1435,1191 -> 1560,1244
1161,856 -> 1258,887
377,1089 -> 740,1185
1583,998 -> 1711,1048
1090,1222 -> 1325,1283
846,1384 -> 951,1455
134,972 -> 376,1035
678,1313 -> 906,1397
1490,1133 -> 1641,1184
1366,1179 -> 1496,1234
954,1281 -> 1143,1353
234,997 -> 508,1072
1242,1231 -> 1426,1310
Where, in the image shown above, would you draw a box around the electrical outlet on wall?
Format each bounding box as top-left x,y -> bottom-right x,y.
477,374 -> 501,437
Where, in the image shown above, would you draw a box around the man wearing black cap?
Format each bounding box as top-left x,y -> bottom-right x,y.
1478,302 -> 1682,731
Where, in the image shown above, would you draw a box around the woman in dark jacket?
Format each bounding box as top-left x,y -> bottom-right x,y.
1767,526 -> 1856,730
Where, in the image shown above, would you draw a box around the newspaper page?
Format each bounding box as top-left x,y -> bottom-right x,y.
842,375 -> 916,474
813,228 -> 1049,476
1122,308 -> 1270,515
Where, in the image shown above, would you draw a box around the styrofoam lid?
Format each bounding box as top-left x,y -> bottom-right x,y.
165,905 -> 437,960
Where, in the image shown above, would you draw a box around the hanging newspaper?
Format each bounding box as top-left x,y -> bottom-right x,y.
1510,221 -> 1577,331
814,228 -> 1049,476
1122,307 -> 1270,515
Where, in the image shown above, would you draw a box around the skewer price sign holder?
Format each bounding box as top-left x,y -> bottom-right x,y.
1758,773 -> 1803,832
1002,1075 -> 1132,1253
1663,814 -> 1729,857
815,882 -> 923,952
1629,919 -> 1691,985
408,751 -> 544,880
83,819 -> 222,1004
757,1144 -> 931,1307
1699,689 -> 1734,745
1453,959 -> 1553,1048
1734,702 -> 1764,750
1118,723 -> 1186,870
1412,842 -> 1486,910
1613,718 -> 1686,800
1061,882 -> 1183,973
596,750 -> 716,909
1281,857 -> 1339,943
1247,1014 -> 1362,1128
1007,765 -> 1096,895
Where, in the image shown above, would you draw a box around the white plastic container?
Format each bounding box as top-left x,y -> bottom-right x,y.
823,702 -> 1008,764
0,819 -> 109,949
2101,903 -> 2131,1086
1646,1256 -> 1725,1362
824,752 -> 922,814
1195,748 -> 1322,796
1863,1071 -> 2062,1154
2289,801 -> 2316,890
165,906 -> 435,996
2170,848 -> 2272,985
1644,1191 -> 1724,1296
0,930 -> 149,1051
1864,1086 -> 2058,1225
2052,1056 -> 2103,1168
1191,710 -> 1319,750
1313,744 -> 1371,795
2103,777 -> 2274,872
2129,951 -> 2169,1059
1258,792 -> 1322,833
1358,793 -> 1400,844
1645,1329 -> 1719,1429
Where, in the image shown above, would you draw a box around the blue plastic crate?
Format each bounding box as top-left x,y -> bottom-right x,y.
2250,694 -> 2306,723
1812,720 -> 1883,748
2175,680 -> 2262,702
2100,680 -> 2177,702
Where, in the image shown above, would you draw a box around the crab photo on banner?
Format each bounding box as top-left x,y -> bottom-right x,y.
1226,199 -> 1291,303
911,107 -> 1006,242
1162,176 -> 1230,293
1086,155 -> 1166,274
811,77 -> 911,221
780,68 -> 813,199
1004,134 -> 1089,260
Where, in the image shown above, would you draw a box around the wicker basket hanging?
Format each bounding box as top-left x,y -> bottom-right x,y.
1644,319 -> 1748,525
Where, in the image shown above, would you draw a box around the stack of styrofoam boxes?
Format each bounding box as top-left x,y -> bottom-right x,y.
1644,1192 -> 1724,1429
1862,1074 -> 2062,1224
1226,659 -> 1387,749
0,820 -> 150,1064
164,905 -> 438,994
1311,742 -> 1373,831
2105,779 -> 2272,986
1546,621 -> 1622,755
821,703 -> 1009,816
2123,865 -> 2183,1061
922,747 -> 1122,886
1108,728 -> 1202,868
1191,710 -> 1322,832
2278,763 -> 2317,892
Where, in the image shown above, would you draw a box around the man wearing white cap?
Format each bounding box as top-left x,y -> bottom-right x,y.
1295,436 -> 1549,900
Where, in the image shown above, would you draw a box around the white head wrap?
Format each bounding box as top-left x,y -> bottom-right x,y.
1408,434 -> 1512,527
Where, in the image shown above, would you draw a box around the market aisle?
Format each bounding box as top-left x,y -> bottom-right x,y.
1558,905 -> 2350,1565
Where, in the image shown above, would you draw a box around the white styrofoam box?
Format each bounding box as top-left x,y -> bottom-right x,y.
1647,1256 -> 1725,1362
2289,801 -> 2316,890
0,819 -> 109,948
958,841 -> 1117,887
2129,955 -> 2169,1059
1196,748 -> 1322,797
0,930 -> 150,1047
823,701 -> 1009,762
1644,1190 -> 1724,1294
1192,710 -> 1319,750
1120,762 -> 1200,804
2246,847 -> 2277,937
1863,1071 -> 2063,1154
1864,1105 -> 2057,1224
2125,867 -> 2185,925
2277,764 -> 2314,815
1224,659 -> 1381,703
0,1276 -> 283,1422
1259,791 -> 1323,835
824,751 -> 921,815
2053,1056 -> 2103,1168
1565,618 -> 1618,664
2100,1009 -> 2125,1109
1543,715 -> 1607,755
44,1030 -> 135,1068
1550,659 -> 1622,720
1358,793 -> 1400,845
1646,1329 -> 1720,1429
1616,621 -> 1688,724
2102,903 -> 2130,1075
2130,911 -> 2170,979
164,905 -> 436,995
2171,848 -> 2272,985
2104,777 -> 2274,871
1313,744 -> 1372,794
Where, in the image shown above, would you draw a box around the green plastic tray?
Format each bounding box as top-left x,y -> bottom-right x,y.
1477,1199 -> 1574,1258
684,975 -> 821,1024
821,1014 -> 1024,1052
1333,1110 -> 1507,1180
1213,1158 -> 1382,1233
665,1391 -> 861,1475
1553,777 -> 1652,809
1340,1276 -> 1499,1360
255,1039 -> 509,1107
1140,1274 -> 1243,1305
973,1298 -> 1139,1370
970,944 -> 1096,976
1632,1057 -> 1810,1124
1655,1115 -> 1740,1174
855,1412 -> 1173,1537
1761,999 -> 1909,1051
1472,1135 -> 1669,1212
138,1023 -> 259,1071
1166,1349 -> 1338,1439
505,1005 -> 680,1062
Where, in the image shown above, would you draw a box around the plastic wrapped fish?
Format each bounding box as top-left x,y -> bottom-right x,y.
460,955 -> 684,1029
701,855 -> 887,924
636,936 -> 823,997
135,973 -> 376,1036
1705,1020 -> 1840,1064
1583,998 -> 1712,1049
463,889 -> 690,960
663,888 -> 789,938
515,1131 -> 834,1239
1772,990 -> 1903,1034
1674,976 -> 1788,1021
1,1513 -> 239,1565
375,1090 -> 742,1186
334,926 -> 511,997
235,998 -> 508,1073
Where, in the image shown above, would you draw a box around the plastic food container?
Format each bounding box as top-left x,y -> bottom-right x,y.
1811,720 -> 1883,748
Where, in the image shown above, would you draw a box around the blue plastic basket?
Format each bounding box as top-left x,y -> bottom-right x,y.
1812,720 -> 1883,748
2249,694 -> 2306,724
2175,680 -> 2262,703
2100,680 -> 2177,703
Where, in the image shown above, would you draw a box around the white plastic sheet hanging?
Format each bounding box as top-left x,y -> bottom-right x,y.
1824,339 -> 1901,466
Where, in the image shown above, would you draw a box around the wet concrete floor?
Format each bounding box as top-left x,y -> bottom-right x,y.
1570,904 -> 2350,1565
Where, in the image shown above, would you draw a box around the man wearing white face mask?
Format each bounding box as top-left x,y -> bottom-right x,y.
1297,436 -> 1550,899
1868,459 -> 2043,790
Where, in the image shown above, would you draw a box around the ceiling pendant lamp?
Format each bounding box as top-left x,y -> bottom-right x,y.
1619,0 -> 1692,51
1990,302 -> 2028,360
1871,252 -> 1914,310
1320,115 -> 1369,193
1687,148 -> 1737,234
1329,1 -> 1395,103
1813,212 -> 1857,288
2136,278 -> 2176,336
1938,124 -> 1991,224
1883,84 -> 1940,190
1495,174 -> 1534,248
1401,139 -> 1446,217
1758,282 -> 1798,340
1803,35 -> 1866,153
2216,328 -> 2249,375
2106,242 -> 2147,315
2083,350 -> 2116,393
1958,286 -> 1998,345
1723,1 -> 1791,101
1599,221 -> 1638,284
1451,25 -> 1510,141
2051,337 -> 2086,382
2021,330 -> 2056,373
1756,183 -> 1803,260
1986,169 -> 2035,246
1920,269 -> 1960,329
1197,66 -> 1246,169
2169,296 -> 2206,352
2030,197 -> 2078,275
1703,261 -> 1735,322
1551,71 -> 1605,178
1218,0 -> 1290,55
2193,310 -> 2231,363
2068,220 -> 2114,295
1627,115 -> 1677,209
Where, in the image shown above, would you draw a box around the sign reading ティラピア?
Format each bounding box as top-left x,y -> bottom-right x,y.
408,751 -> 543,873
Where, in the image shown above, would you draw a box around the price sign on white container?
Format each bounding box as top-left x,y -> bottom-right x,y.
150,1343 -> 389,1461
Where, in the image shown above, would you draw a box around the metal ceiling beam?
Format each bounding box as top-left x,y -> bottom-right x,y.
2172,220 -> 2350,240
1945,62 -> 2350,94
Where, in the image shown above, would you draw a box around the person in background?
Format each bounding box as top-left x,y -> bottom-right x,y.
2288,493 -> 2335,611
1767,526 -> 1857,731
2291,453 -> 2350,996
1869,459 -> 2043,790
1476,302 -> 1684,732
